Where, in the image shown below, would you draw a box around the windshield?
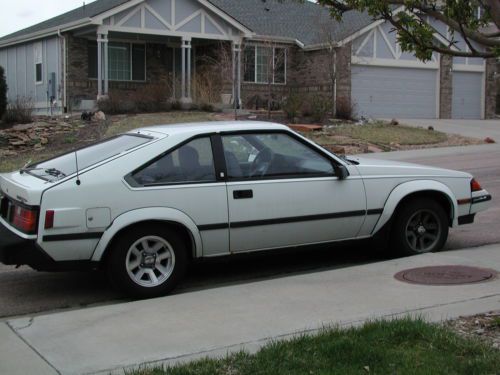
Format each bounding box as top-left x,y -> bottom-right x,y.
25,134 -> 153,181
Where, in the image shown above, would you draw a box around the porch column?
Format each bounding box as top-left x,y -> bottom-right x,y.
232,41 -> 242,108
180,37 -> 192,103
103,34 -> 109,96
97,33 -> 109,98
97,35 -> 103,97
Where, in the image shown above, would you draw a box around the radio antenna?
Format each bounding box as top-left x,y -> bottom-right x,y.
75,151 -> 81,186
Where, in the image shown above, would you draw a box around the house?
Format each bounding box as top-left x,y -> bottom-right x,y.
0,0 -> 497,119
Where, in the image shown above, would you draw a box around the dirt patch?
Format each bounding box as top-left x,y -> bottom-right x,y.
446,311 -> 500,350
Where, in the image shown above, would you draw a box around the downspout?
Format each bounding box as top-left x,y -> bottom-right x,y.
333,46 -> 337,117
57,29 -> 67,112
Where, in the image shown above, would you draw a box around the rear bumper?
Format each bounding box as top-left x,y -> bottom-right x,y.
0,221 -> 50,268
0,222 -> 95,271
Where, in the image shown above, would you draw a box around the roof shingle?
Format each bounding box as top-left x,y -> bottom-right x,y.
1,0 -> 375,47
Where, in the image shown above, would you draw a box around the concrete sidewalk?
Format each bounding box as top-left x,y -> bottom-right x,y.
1,245 -> 499,375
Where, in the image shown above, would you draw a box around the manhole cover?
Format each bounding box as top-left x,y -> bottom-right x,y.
394,265 -> 497,285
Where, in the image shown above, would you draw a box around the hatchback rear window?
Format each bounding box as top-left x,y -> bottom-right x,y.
25,134 -> 153,181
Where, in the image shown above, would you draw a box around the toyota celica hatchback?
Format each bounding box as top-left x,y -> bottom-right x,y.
0,122 -> 492,298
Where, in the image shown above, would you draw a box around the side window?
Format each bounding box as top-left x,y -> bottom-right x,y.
222,133 -> 334,179
131,137 -> 216,185
34,42 -> 43,84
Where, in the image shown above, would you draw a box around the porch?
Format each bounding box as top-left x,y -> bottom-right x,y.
64,0 -> 249,111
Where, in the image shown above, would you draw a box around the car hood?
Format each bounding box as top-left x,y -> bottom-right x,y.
346,156 -> 472,179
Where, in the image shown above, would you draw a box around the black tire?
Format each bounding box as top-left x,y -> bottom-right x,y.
106,224 -> 188,299
389,198 -> 449,256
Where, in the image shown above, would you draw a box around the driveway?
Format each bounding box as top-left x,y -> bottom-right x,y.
398,119 -> 500,141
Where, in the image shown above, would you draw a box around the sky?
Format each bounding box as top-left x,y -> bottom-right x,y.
0,0 -> 98,38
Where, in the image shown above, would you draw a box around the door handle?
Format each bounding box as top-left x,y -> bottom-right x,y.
233,190 -> 253,199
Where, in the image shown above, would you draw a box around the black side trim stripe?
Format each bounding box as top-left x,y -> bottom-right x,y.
197,223 -> 230,231
198,209 -> 383,231
43,232 -> 104,242
472,194 -> 492,204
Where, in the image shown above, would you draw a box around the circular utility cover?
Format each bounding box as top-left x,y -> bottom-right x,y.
394,265 -> 497,285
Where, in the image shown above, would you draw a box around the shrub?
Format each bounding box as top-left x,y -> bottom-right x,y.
200,103 -> 215,112
311,94 -> 331,123
171,100 -> 182,111
193,67 -> 223,105
282,93 -> 303,120
3,96 -> 34,125
134,84 -> 171,113
0,66 -> 7,121
97,92 -> 134,115
336,96 -> 354,120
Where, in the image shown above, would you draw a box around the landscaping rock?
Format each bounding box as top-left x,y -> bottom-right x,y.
390,118 -> 399,126
94,111 -> 106,121
428,126 -> 434,131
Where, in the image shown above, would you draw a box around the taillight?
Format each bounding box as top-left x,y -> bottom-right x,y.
12,205 -> 38,234
471,178 -> 483,192
44,210 -> 54,229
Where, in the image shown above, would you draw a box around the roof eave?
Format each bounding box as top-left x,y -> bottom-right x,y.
247,35 -> 305,49
0,18 -> 93,48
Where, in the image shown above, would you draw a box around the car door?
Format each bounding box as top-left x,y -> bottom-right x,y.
126,135 -> 229,257
220,131 -> 367,253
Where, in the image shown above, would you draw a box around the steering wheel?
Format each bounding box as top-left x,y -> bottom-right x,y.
250,147 -> 274,177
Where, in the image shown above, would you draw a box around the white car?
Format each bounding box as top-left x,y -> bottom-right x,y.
0,122 -> 492,297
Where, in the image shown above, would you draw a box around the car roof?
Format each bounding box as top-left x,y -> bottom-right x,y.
131,121 -> 290,136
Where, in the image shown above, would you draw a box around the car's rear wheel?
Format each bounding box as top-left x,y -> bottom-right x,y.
107,224 -> 187,298
390,198 -> 449,256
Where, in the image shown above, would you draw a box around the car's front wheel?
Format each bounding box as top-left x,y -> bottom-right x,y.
390,198 -> 449,256
107,224 -> 187,298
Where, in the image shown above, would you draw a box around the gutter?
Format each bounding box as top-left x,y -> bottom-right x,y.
247,35 -> 305,49
0,18 -> 93,48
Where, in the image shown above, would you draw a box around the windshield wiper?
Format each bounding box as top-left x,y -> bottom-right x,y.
20,167 -> 67,179
44,168 -> 67,178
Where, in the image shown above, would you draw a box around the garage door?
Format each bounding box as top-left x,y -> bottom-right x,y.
452,71 -> 483,119
352,65 -> 438,119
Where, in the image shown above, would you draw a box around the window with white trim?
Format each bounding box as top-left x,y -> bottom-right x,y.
34,42 -> 43,84
244,46 -> 286,84
88,41 -> 146,81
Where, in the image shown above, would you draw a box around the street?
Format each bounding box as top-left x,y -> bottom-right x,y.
1,145 -> 499,319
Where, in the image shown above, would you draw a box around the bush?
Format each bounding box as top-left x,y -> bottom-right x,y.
0,66 -> 7,121
336,96 -> 354,120
282,93 -> 303,120
135,84 -> 171,113
3,96 -> 34,125
98,84 -> 171,115
311,94 -> 331,123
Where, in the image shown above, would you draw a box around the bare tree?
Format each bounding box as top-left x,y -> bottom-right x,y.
253,40 -> 287,119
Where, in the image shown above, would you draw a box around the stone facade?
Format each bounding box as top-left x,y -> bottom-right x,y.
439,55 -> 453,119
485,58 -> 498,119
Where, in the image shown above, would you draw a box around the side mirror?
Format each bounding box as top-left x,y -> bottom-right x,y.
335,165 -> 349,180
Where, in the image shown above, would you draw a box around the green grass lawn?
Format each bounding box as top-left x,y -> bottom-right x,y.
130,318 -> 499,375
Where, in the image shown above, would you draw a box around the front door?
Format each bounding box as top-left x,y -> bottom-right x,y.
220,131 -> 366,253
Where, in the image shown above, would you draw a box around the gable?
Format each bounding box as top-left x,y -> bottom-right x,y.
98,0 -> 248,40
352,20 -> 439,68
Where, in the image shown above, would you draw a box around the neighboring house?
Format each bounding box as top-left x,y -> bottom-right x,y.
0,0 -> 496,119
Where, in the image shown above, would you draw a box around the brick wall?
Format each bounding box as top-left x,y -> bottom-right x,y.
65,33 -> 172,111
485,58 -> 498,119
439,55 -> 453,119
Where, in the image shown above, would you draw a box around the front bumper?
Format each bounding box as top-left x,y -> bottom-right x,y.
0,221 -> 54,270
